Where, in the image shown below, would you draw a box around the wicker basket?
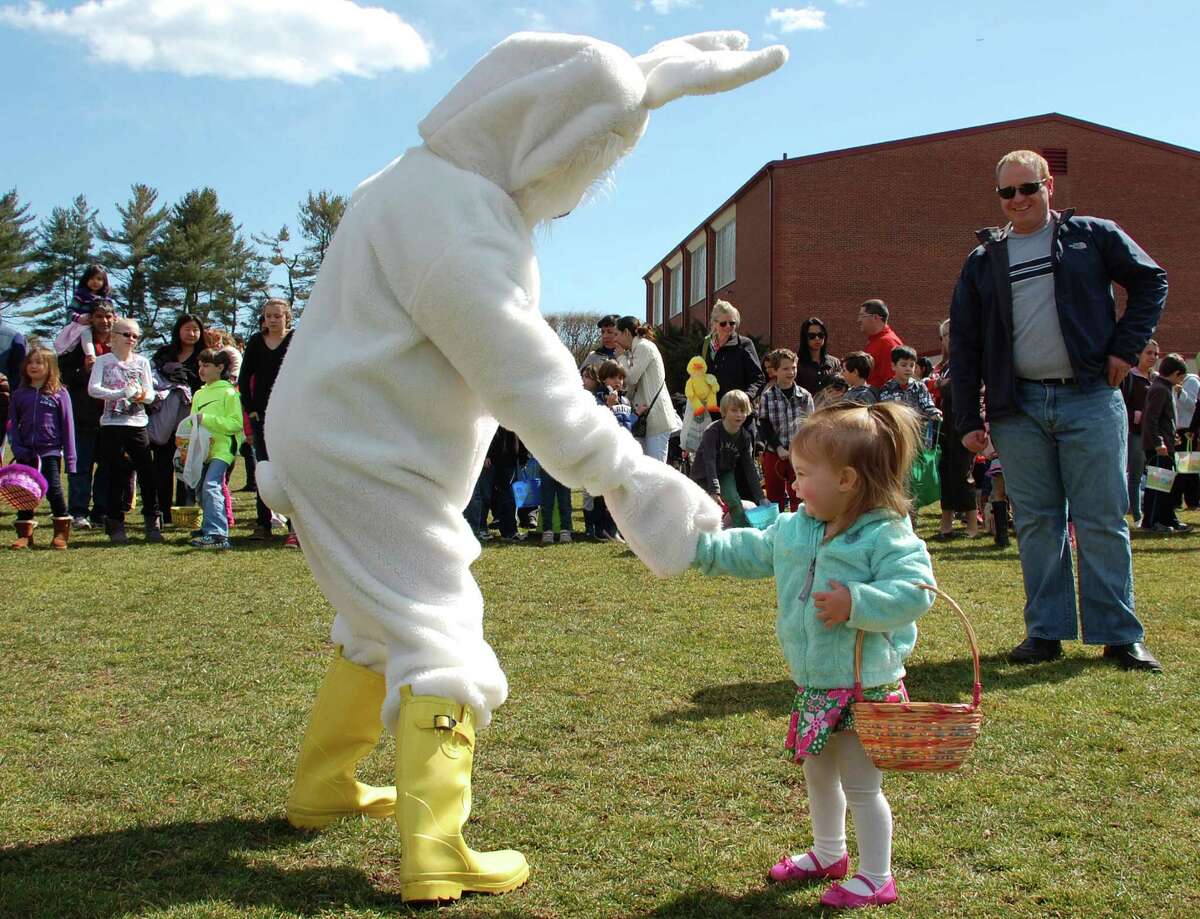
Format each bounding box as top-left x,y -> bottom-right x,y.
171,505 -> 201,530
852,584 -> 983,772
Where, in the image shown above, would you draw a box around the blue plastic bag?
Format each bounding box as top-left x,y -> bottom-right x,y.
512,464 -> 542,509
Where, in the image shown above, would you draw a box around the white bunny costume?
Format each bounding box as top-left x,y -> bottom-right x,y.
259,31 -> 786,732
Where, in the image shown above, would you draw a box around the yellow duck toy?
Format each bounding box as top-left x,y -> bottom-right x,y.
684,355 -> 720,416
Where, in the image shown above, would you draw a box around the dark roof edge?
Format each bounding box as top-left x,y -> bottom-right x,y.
641,112 -> 1200,281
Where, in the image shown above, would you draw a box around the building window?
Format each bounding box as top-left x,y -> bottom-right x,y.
688,242 -> 706,305
1042,147 -> 1068,175
714,218 -> 736,289
669,262 -> 683,317
651,275 -> 663,326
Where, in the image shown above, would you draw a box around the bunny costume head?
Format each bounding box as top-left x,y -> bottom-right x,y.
417,31 -> 787,224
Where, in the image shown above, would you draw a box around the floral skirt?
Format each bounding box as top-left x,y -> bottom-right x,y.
785,681 -> 907,761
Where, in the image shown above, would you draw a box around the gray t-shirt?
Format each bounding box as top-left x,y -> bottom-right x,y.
1008,220 -> 1074,380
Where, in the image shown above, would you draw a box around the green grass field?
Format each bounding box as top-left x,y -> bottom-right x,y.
2,471 -> 1198,918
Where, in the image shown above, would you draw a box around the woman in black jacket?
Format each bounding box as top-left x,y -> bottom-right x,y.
795,316 -> 841,396
150,313 -> 206,517
705,300 -> 765,407
239,298 -> 296,543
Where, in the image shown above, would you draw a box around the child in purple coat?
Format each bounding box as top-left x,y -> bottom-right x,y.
7,345 -> 76,549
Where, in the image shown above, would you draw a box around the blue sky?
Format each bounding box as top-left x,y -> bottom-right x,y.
2,0 -> 1196,328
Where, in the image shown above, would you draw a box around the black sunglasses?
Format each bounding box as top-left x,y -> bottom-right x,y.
715,320 -> 736,328
807,332 -> 826,340
996,179 -> 1047,200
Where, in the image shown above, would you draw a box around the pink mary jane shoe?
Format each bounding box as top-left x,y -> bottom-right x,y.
820,874 -> 898,909
767,850 -> 849,884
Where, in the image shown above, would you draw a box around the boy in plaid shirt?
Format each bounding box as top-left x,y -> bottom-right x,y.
877,346 -> 942,423
758,348 -> 814,511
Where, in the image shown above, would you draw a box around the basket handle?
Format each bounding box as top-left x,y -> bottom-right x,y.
853,583 -> 981,710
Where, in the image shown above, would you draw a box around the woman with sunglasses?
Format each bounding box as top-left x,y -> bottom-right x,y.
87,317 -> 164,544
704,301 -> 765,418
795,317 -> 842,397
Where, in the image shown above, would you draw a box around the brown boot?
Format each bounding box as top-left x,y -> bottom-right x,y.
10,520 -> 36,550
51,516 -> 71,550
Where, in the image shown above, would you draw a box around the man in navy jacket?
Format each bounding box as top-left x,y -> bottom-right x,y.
950,149 -> 1167,672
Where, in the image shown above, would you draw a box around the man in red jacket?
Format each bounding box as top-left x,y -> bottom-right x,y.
859,299 -> 903,388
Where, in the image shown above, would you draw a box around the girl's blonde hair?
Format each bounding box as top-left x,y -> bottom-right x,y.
21,344 -> 62,394
791,401 -> 923,520
113,317 -> 141,338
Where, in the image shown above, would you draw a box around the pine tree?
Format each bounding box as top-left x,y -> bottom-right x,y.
150,187 -> 240,331
297,189 -> 346,268
218,234 -> 269,337
252,225 -> 312,310
20,194 -> 97,339
0,188 -> 38,315
98,184 -> 169,342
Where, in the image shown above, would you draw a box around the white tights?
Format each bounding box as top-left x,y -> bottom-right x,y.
801,731 -> 892,888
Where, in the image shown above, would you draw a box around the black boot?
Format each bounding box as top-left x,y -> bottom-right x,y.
105,517 -> 129,545
992,501 -> 1010,547
144,514 -> 164,543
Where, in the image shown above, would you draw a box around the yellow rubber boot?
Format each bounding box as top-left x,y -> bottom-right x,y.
395,686 -> 529,902
286,651 -> 397,829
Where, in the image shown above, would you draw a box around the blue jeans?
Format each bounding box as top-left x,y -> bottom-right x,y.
1126,434 -> 1145,519
67,428 -> 107,519
989,380 -> 1142,645
539,471 -> 572,532
200,458 -> 230,537
639,430 -> 671,463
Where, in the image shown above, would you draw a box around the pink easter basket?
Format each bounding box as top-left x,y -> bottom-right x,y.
0,462 -> 49,511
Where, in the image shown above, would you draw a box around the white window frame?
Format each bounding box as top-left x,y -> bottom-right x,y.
650,270 -> 663,326
667,253 -> 683,317
713,206 -> 736,289
687,233 -> 706,306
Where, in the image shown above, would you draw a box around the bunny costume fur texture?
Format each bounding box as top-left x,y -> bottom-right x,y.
259,31 -> 786,731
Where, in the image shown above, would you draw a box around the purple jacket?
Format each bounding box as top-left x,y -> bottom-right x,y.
7,386 -> 77,473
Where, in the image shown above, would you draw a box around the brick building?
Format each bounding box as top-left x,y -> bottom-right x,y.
642,113 -> 1200,360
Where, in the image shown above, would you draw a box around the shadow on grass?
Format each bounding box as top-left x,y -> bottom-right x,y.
905,651 -> 1092,699
0,816 -> 414,918
652,653 -> 1093,727
650,680 -> 794,725
645,882 -> 826,918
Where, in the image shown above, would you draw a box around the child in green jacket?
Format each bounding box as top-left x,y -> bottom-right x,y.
693,401 -> 935,910
190,349 -> 244,549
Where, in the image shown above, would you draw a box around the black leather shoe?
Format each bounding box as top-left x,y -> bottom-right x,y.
1008,636 -> 1063,664
1103,643 -> 1163,672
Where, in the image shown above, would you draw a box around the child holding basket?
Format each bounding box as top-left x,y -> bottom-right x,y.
691,401 -> 935,908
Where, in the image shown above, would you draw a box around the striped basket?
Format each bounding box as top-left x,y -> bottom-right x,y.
171,505 -> 201,530
852,584 -> 983,772
0,462 -> 49,511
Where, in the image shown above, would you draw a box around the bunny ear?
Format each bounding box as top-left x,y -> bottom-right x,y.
634,30 -> 749,75
638,42 -> 789,111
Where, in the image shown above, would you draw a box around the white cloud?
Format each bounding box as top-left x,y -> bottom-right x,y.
766,6 -> 828,32
834,0 -> 866,6
514,6 -> 553,31
633,0 -> 699,14
0,0 -> 431,85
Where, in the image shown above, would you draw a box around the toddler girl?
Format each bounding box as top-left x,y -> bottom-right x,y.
692,401 -> 935,909
54,264 -> 112,368
7,346 -> 76,549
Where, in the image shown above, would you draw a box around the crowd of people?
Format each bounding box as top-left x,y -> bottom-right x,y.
0,265 -> 296,551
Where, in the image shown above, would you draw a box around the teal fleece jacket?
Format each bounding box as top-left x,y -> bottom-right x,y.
193,380 -> 245,465
694,506 -> 935,689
